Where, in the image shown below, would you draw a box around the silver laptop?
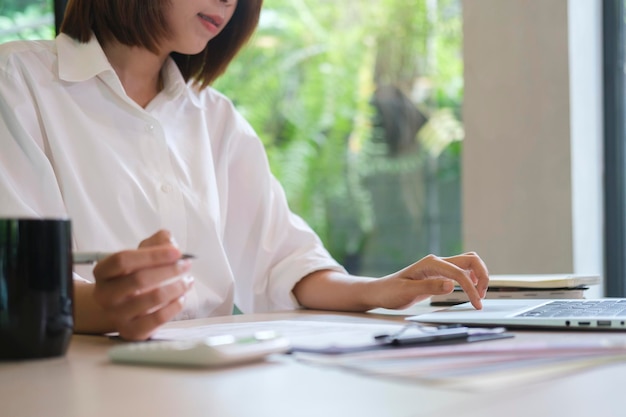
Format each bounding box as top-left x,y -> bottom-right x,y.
408,299 -> 626,330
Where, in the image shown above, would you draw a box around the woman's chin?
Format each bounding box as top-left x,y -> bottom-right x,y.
175,42 -> 209,56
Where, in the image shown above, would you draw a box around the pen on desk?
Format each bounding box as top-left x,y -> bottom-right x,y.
73,252 -> 196,264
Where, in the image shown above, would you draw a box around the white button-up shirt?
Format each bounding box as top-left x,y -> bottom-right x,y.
0,34 -> 344,318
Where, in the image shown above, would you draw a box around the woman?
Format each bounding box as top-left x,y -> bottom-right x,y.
0,0 -> 488,340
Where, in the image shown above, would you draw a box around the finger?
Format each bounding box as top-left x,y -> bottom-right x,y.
139,230 -> 175,248
443,253 -> 488,284
94,259 -> 192,307
93,245 -> 183,280
419,255 -> 483,309
118,295 -> 187,341
113,275 -> 194,321
443,252 -> 490,297
471,270 -> 488,298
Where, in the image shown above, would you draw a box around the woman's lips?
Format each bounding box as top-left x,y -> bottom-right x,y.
198,13 -> 223,33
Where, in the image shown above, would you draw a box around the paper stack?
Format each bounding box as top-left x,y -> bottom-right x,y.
430,274 -> 601,306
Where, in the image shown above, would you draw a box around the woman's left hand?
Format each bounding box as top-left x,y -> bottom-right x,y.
368,252 -> 489,310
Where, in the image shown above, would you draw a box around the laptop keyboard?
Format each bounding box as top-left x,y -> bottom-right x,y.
515,300 -> 626,318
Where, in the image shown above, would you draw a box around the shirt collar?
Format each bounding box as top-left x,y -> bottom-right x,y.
56,33 -> 197,107
56,33 -> 113,82
160,56 -> 190,102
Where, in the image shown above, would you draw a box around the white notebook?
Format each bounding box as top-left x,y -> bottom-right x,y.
430,287 -> 588,306
479,274 -> 600,289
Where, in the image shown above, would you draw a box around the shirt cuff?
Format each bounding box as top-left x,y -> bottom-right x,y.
269,252 -> 347,310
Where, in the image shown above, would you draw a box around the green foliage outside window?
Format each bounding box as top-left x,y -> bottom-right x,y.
0,0 -> 54,43
215,0 -> 464,272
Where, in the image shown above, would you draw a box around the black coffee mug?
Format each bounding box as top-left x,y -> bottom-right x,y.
0,218 -> 73,360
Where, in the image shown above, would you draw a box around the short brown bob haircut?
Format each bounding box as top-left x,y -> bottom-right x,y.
60,0 -> 263,88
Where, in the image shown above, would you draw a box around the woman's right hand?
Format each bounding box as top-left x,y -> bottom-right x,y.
91,230 -> 194,341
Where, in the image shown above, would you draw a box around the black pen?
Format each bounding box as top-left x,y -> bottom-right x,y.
73,252 -> 196,264
374,324 -> 470,346
388,327 -> 470,346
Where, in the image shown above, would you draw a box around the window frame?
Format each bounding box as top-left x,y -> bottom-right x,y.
603,0 -> 626,297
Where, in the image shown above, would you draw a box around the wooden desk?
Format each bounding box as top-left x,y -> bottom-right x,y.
1,310 -> 625,417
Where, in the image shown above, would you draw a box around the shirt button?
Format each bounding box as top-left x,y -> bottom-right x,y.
145,124 -> 155,133
161,183 -> 173,193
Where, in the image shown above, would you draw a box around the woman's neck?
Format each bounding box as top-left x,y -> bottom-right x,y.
102,41 -> 168,108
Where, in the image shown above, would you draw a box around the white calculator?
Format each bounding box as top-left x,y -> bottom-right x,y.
108,331 -> 290,367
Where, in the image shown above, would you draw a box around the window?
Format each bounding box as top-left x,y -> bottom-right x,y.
0,0 -> 55,43
216,0 -> 464,275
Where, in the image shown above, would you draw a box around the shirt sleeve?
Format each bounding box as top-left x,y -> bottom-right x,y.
0,51 -> 88,282
0,59 -> 68,219
221,111 -> 346,313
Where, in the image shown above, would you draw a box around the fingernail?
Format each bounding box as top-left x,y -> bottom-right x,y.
183,275 -> 194,287
169,235 -> 180,248
178,295 -> 186,305
176,259 -> 192,272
